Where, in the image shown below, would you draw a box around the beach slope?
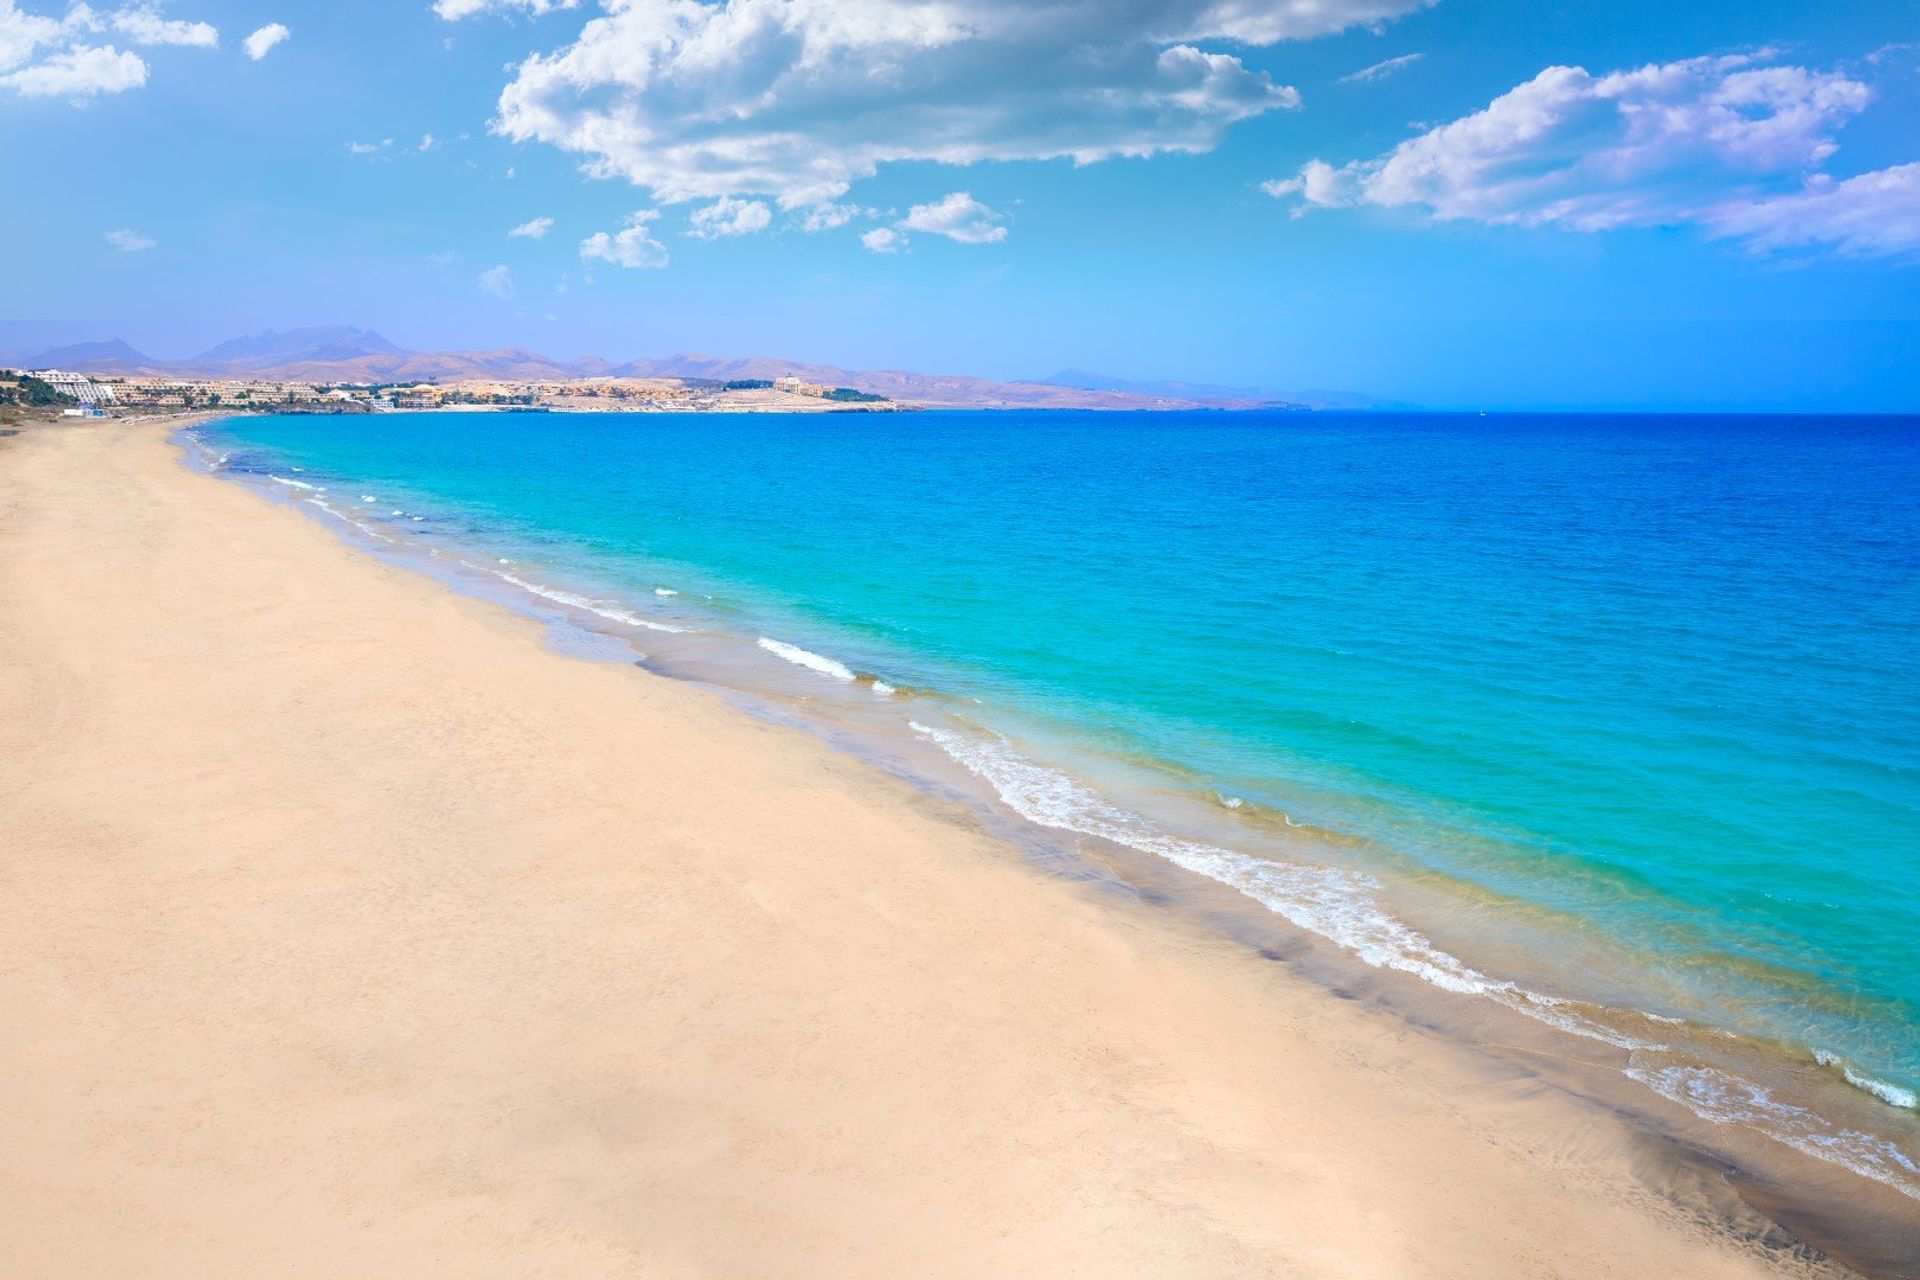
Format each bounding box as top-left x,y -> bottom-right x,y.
0,422 -> 1836,1278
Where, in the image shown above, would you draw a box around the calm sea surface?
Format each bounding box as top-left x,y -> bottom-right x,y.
204,409 -> 1919,1182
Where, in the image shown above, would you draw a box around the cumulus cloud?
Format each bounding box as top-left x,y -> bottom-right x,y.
434,0 -> 577,18
798,203 -> 872,233
1712,162 -> 1920,258
1260,159 -> 1352,205
346,138 -> 395,155
478,264 -> 515,297
508,215 -> 556,239
861,227 -> 905,254
900,191 -> 1007,243
489,0 -> 1419,207
1339,52 -> 1422,84
104,227 -> 155,251
688,196 -> 772,239
244,21 -> 288,60
1,2 -> 225,98
1262,53 -> 1919,255
0,1 -> 65,72
108,4 -> 216,48
2,42 -> 146,96
580,210 -> 669,268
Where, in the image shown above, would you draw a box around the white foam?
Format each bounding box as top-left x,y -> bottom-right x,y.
908,717 -> 1920,1202
654,587 -> 679,597
304,496 -> 393,543
1628,1061 -> 1920,1199
493,570 -> 686,633
758,637 -> 855,681
360,495 -> 377,504
1815,1049 -> 1919,1110
870,680 -> 898,697
269,475 -> 318,491
907,721 -> 1619,1019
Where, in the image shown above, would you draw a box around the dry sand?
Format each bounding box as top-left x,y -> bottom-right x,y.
0,421 -> 1848,1278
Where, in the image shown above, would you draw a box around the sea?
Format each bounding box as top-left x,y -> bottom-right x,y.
189,408 -> 1920,1229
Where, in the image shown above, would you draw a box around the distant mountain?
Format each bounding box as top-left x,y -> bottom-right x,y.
1044,368 -> 1411,411
190,326 -> 406,372
618,353 -> 1234,409
13,338 -> 159,372
6,329 -> 1383,410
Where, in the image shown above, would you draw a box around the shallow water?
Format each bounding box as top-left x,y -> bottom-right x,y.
198,408 -> 1920,1199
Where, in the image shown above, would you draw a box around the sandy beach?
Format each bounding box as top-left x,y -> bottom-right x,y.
0,419 -> 1854,1278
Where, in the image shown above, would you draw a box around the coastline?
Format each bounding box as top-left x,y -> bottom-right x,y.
0,417 -> 1890,1276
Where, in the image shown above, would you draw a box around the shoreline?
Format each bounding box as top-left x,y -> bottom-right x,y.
0,416 -> 1900,1276
187,411 -> 1920,1273
187,410 -> 1920,1256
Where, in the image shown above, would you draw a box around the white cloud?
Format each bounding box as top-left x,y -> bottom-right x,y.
580,210 -> 669,269
0,2 -> 65,74
1712,162 -> 1920,258
104,227 -> 155,251
3,1 -> 219,94
347,138 -> 395,155
1260,159 -> 1349,207
433,0 -> 577,19
1,43 -> 146,97
1263,53 -> 1914,255
688,196 -> 772,240
861,227 -> 904,254
900,191 -> 1008,243
419,133 -> 438,150
798,203 -> 872,233
244,22 -> 288,60
1339,52 -> 1422,84
508,215 -> 555,239
490,0 -> 1414,208
108,5 -> 216,48
478,264 -> 515,297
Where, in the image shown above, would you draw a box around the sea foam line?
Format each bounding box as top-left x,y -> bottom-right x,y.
1815,1049 -> 1919,1111
758,637 -> 856,681
1627,1062 -> 1920,1199
908,718 -> 1920,1200
907,721 -> 1633,1034
493,570 -> 686,633
304,496 -> 394,543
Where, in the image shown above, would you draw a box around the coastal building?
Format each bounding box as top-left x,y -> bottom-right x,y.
35,371 -> 119,405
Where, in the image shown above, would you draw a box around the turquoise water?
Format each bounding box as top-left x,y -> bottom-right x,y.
203,410 -> 1919,1154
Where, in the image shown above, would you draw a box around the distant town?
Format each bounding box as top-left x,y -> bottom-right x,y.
0,327 -> 1351,416
1,368 -> 900,418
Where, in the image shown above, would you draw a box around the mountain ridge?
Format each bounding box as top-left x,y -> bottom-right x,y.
6,329 -> 1379,410
1043,368 -> 1409,412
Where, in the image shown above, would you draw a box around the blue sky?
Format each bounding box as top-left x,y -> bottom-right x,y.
4,0 -> 1917,409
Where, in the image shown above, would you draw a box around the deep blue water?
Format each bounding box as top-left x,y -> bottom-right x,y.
206,409 -> 1920,1120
